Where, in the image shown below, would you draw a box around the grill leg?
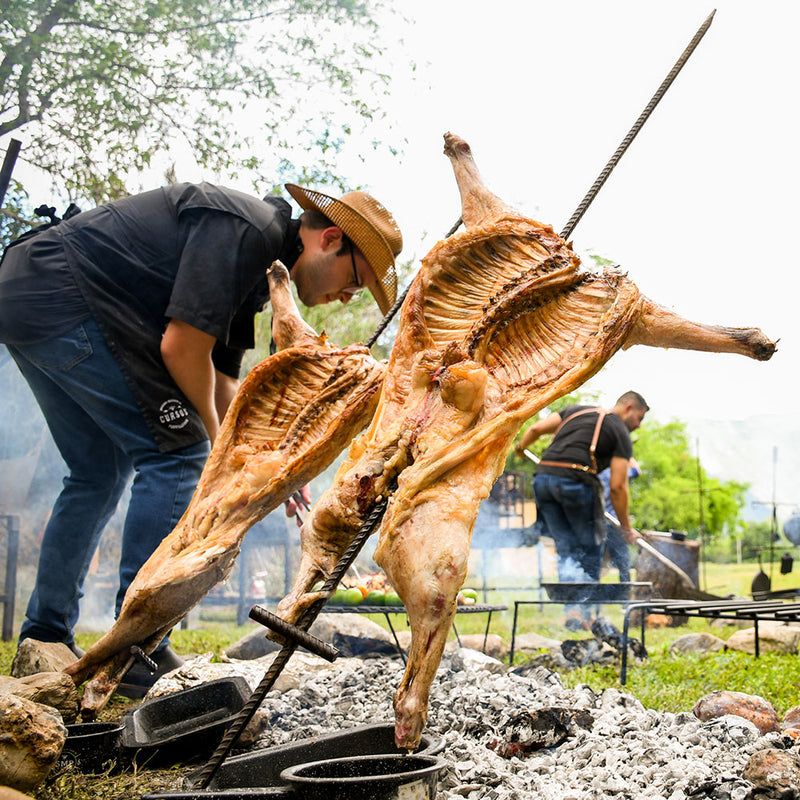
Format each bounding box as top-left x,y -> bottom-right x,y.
383,613 -> 406,665
754,619 -> 760,658
510,602 -> 521,665
2,516 -> 19,642
621,608 -> 631,685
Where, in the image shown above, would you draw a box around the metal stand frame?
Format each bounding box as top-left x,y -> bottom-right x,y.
0,515 -> 19,642
620,598 -> 800,684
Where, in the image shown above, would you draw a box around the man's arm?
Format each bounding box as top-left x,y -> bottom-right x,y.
608,455 -> 640,544
515,411 -> 562,454
214,372 -> 239,425
161,319 -> 219,442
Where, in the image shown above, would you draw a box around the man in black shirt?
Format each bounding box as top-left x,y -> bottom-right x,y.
0,181 -> 402,690
516,391 -> 648,630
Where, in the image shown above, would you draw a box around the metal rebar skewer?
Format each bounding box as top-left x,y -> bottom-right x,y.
192,496 -> 389,789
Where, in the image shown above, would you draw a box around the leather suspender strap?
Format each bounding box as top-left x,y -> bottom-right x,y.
539,407 -> 608,475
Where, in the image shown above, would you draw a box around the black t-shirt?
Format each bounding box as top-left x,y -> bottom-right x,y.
537,405 -> 633,479
0,183 -> 301,450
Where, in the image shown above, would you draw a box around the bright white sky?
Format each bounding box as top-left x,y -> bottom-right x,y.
361,0 -> 799,425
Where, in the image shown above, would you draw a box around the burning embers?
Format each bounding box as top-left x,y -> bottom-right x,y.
487,707 -> 594,757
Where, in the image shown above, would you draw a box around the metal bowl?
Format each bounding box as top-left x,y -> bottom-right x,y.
280,753 -> 445,800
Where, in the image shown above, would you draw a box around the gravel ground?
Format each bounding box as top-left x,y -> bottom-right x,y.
165,649 -> 800,800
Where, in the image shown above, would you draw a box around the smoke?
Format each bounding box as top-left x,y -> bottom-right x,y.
0,345 -> 125,634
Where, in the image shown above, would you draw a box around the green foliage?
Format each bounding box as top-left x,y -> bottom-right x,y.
0,179 -> 34,248
630,419 -> 746,539
704,520 -> 778,564
1,0 -> 400,202
562,640 -> 800,716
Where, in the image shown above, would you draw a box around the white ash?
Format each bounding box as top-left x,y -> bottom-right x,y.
172,651 -> 796,799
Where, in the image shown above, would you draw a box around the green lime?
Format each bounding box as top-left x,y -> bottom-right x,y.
342,587 -> 365,606
461,588 -> 479,601
384,591 -> 404,607
363,590 -> 385,606
329,589 -> 347,605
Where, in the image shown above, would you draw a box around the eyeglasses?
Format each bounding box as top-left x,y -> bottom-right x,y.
340,242 -> 364,297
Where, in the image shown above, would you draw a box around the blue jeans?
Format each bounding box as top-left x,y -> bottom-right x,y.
533,473 -> 601,620
8,317 -> 209,648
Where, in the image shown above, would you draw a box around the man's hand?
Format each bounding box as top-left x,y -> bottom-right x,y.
620,525 -> 641,546
285,484 -> 311,527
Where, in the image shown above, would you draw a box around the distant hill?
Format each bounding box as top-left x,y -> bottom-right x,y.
681,414 -> 800,525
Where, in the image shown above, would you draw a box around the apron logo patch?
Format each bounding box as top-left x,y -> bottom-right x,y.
158,398 -> 190,429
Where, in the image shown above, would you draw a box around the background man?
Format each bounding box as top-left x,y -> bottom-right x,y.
515,391 -> 648,630
0,181 -> 401,693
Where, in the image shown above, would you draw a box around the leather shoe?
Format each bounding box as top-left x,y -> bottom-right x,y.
116,646 -> 184,699
67,642 -> 85,658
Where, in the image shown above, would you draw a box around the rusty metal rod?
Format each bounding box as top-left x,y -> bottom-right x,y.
248,605 -> 340,662
193,495 -> 389,789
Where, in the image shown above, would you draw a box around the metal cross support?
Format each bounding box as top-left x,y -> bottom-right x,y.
193,496 -> 389,789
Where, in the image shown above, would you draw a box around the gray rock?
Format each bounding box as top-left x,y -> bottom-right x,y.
445,633 -> 506,660
511,631 -> 562,656
226,613 -> 398,661
0,694 -> 66,793
223,627 -> 281,660
0,673 -> 80,723
447,647 -> 505,674
782,704 -> 800,731
726,624 -> 800,655
10,640 -> 77,678
669,632 -> 726,655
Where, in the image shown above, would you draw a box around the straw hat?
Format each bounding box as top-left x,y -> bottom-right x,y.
285,184 -> 402,314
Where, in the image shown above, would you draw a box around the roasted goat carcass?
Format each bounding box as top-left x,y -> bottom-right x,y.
65,262 -> 385,715
276,132 -> 776,749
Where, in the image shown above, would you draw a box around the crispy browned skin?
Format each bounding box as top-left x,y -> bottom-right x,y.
276,132 -> 776,749
66,262 -> 385,716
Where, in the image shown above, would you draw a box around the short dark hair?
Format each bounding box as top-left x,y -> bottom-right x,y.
299,208 -> 334,230
617,390 -> 649,411
299,208 -> 357,257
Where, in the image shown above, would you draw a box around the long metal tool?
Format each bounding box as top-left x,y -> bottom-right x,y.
193,496 -> 389,789
366,10 -> 715,348
520,448 -> 696,590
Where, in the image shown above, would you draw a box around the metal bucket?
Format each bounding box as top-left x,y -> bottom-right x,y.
59,721 -> 125,773
280,753 -> 445,800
